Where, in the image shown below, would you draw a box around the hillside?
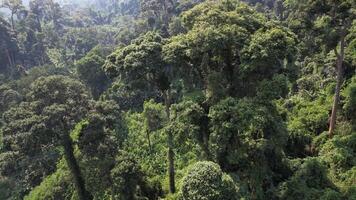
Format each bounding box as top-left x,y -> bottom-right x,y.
0,0 -> 355,200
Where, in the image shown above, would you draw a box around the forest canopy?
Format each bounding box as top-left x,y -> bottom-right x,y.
0,0 -> 355,200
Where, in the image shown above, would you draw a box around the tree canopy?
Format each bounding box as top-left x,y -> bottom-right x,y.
0,0 -> 355,199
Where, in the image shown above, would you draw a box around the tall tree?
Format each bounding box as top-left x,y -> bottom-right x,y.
140,0 -> 178,32
0,76 -> 93,200
163,0 -> 266,102
181,161 -> 238,200
76,46 -> 111,99
104,31 -> 177,193
163,0 -> 296,164
0,17 -> 17,76
0,0 -> 24,31
285,0 -> 355,136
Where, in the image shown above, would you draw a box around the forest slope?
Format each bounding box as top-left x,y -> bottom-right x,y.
0,0 -> 355,200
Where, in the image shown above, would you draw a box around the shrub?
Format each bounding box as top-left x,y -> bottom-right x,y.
180,161 -> 238,200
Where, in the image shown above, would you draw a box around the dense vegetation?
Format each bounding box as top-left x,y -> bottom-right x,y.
0,0 -> 355,199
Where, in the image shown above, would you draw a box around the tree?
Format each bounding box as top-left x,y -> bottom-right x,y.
0,84 -> 21,114
162,2 -> 271,162
143,99 -> 167,152
0,0 -> 24,31
111,151 -> 144,200
0,76 -> 93,200
70,100 -> 126,198
169,100 -> 209,158
23,159 -> 75,200
180,161 -> 238,200
140,0 -> 178,31
277,158 -> 341,200
343,77 -> 356,129
175,0 -> 205,13
163,0 -> 295,165
209,97 -> 287,199
0,16 -> 18,76
318,132 -> 356,199
164,0 -> 262,102
29,0 -> 64,30
285,0 -> 355,136
2,0 -> 356,199
104,31 -> 177,193
117,0 -> 140,16
15,11 -> 47,67
164,0 -> 296,102
76,46 -> 111,99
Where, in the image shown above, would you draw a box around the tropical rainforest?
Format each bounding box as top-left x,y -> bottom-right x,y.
0,0 -> 355,199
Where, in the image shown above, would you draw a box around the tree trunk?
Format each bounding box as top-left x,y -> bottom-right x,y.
5,49 -> 15,77
146,128 -> 152,152
5,49 -> 13,67
62,134 -> 93,200
201,128 -> 211,160
164,89 -> 175,193
224,47 -> 234,95
328,35 -> 345,137
200,102 -> 211,160
10,12 -> 14,32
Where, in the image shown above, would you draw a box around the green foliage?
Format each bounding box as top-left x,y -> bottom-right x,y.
0,177 -> 13,200
343,77 -> 356,129
1,0 -> 355,199
0,84 -> 21,113
76,100 -> 126,198
209,97 -> 286,166
209,97 -> 287,199
319,132 -> 356,197
111,151 -> 160,200
76,48 -> 110,99
168,100 -> 203,166
143,99 -> 167,132
0,75 -> 90,198
278,158 -> 340,200
104,31 -> 169,91
110,151 -> 143,200
180,161 -> 238,200
102,79 -> 160,111
284,96 -> 330,157
164,0 -> 297,104
24,160 -> 75,200
123,110 -> 167,184
123,100 -> 201,195
62,26 -> 120,61
0,17 -> 17,75
10,64 -> 72,95
241,26 -> 297,75
256,74 -> 289,100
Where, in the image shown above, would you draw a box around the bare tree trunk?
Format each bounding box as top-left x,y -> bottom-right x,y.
62,134 -> 93,200
5,49 -> 13,67
146,128 -> 152,152
10,12 -> 14,31
5,49 -> 15,77
329,35 -> 345,137
164,89 -> 175,193
200,102 -> 211,160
